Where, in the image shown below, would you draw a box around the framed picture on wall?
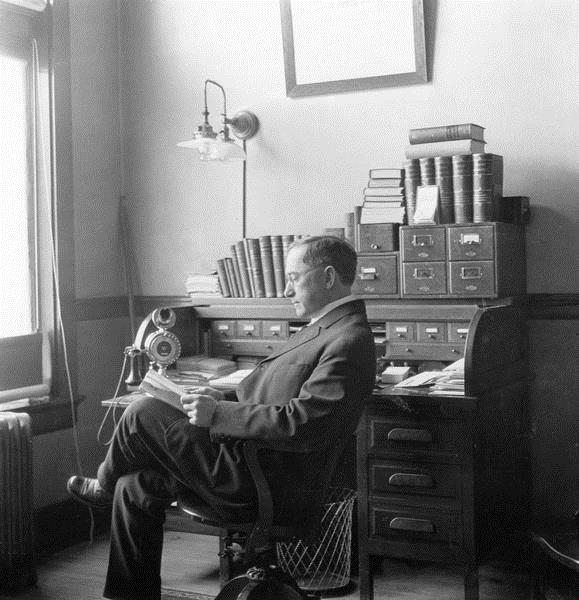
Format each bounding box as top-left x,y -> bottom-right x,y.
280,0 -> 427,97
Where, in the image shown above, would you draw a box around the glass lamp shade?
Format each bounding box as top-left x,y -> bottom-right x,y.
177,135 -> 246,162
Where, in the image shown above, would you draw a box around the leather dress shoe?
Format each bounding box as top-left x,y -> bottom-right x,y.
67,476 -> 113,509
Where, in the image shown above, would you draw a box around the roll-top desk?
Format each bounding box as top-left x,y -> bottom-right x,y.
155,293 -> 529,600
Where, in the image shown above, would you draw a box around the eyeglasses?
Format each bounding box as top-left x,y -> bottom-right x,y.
284,266 -> 325,287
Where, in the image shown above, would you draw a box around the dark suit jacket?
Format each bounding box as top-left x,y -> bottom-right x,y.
208,299 -> 376,518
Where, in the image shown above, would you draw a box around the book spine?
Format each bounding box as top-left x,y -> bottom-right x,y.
229,250 -> 244,297
353,205 -> 362,250
344,212 -> 355,247
247,238 -> 265,298
259,235 -> 276,298
403,159 -> 420,226
409,123 -> 485,145
364,187 -> 405,196
232,242 -> 252,297
405,139 -> 486,159
419,157 -> 436,186
452,154 -> 473,224
242,238 -> 256,297
367,178 -> 404,188
281,234 -> 295,269
270,235 -> 285,298
224,257 -> 240,297
216,259 -> 231,297
472,153 -> 503,223
434,156 -> 454,224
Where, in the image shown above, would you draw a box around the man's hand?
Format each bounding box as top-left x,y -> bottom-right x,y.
180,386 -> 224,427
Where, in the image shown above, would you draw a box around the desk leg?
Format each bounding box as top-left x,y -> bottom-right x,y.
464,564 -> 479,600
359,551 -> 374,600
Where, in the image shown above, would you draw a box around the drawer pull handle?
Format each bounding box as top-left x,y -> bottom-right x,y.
389,517 -> 435,533
460,266 -> 483,280
388,473 -> 434,488
414,268 -> 434,280
412,235 -> 433,247
387,428 -> 432,443
459,233 -> 481,246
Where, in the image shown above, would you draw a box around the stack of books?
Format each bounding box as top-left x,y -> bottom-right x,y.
405,123 -> 486,159
184,272 -> 221,297
359,167 -> 406,225
215,234 -> 307,298
403,124 -> 504,224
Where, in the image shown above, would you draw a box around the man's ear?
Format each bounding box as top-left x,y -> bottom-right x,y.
324,265 -> 336,288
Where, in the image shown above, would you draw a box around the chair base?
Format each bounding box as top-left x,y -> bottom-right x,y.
215,565 -> 320,600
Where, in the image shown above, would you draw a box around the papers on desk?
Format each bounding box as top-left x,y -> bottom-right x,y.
393,358 -> 465,396
393,371 -> 448,388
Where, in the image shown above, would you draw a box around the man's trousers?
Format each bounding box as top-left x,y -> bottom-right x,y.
97,396 -> 256,600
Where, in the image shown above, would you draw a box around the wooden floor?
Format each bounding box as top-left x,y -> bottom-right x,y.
0,528 -> 538,600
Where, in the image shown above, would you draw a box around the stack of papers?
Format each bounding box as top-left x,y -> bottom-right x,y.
392,358 -> 465,396
429,359 -> 465,396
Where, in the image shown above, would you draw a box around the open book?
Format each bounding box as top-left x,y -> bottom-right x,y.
139,370 -> 198,411
139,368 -> 253,411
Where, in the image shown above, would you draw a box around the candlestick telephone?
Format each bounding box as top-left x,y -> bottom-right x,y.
124,306 -> 181,388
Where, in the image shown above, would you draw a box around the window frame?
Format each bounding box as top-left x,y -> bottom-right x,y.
1,0 -> 79,425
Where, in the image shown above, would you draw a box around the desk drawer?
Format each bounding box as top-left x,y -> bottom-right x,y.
385,342 -> 463,362
368,416 -> 467,457
212,339 -> 285,357
370,460 -> 461,499
370,502 -> 461,547
449,261 -> 496,296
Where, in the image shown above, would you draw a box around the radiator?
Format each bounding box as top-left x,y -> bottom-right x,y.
0,412 -> 36,590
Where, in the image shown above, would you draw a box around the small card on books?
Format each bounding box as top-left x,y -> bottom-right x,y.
413,185 -> 439,224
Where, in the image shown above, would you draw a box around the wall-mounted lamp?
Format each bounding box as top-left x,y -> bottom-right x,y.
177,79 -> 259,162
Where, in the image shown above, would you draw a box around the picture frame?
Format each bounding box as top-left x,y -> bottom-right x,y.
280,0 -> 427,98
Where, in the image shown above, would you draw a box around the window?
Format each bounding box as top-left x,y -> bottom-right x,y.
0,0 -> 50,402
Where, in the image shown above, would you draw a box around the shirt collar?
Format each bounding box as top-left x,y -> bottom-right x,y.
308,294 -> 358,325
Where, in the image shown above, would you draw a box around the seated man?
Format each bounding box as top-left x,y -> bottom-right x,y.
67,235 -> 376,600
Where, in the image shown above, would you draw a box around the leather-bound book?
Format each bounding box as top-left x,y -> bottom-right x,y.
258,236 -> 276,298
409,123 -> 485,145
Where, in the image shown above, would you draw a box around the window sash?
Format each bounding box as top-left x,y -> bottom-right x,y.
1,0 -> 48,400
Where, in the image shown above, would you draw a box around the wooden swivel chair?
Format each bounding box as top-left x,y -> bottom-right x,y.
178,434 -> 356,600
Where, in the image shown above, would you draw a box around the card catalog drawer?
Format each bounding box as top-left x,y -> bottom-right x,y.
370,460 -> 461,499
211,320 -> 236,338
235,320 -> 262,338
417,322 -> 447,343
447,322 -> 470,342
352,253 -> 399,296
448,225 -> 494,261
262,321 -> 289,339
401,226 -> 446,262
402,262 -> 447,296
386,322 -> 416,342
358,223 -> 399,253
449,261 -> 496,296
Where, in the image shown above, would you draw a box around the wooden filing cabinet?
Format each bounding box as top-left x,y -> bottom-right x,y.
357,303 -> 529,600
400,223 -> 527,298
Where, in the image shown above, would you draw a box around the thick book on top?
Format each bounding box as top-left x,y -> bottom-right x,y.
405,139 -> 486,159
409,123 -> 485,145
